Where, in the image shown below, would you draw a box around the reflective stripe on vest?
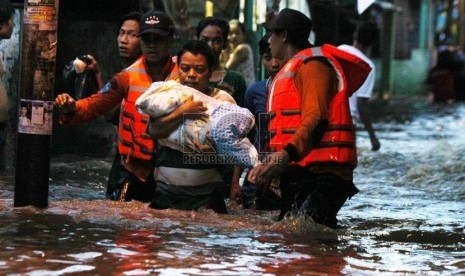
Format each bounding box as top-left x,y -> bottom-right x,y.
117,57 -> 178,161
268,45 -> 357,167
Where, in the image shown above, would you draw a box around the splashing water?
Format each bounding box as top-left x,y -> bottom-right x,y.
1,99 -> 464,275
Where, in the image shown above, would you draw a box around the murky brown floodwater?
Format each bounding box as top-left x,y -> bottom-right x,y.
1,98 -> 464,275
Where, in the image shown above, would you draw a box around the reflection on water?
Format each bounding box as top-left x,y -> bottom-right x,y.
1,99 -> 464,275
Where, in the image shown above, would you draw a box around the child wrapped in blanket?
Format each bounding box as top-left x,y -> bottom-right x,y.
136,80 -> 259,168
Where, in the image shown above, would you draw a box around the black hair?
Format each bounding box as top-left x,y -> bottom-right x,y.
229,19 -> 246,34
0,0 -> 14,24
196,16 -> 230,42
355,22 -> 379,48
258,34 -> 271,56
117,11 -> 142,31
177,40 -> 217,70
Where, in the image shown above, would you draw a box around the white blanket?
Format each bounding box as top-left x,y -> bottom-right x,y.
136,80 -> 259,168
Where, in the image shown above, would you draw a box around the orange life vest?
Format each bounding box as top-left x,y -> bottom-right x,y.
118,57 -> 178,161
268,44 -> 371,167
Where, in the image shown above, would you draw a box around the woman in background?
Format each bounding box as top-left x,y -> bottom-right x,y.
226,19 -> 255,86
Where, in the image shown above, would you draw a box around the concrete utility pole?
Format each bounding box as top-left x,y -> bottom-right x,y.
14,0 -> 59,208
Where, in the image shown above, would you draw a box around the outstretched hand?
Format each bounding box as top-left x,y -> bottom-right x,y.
247,150 -> 290,185
54,93 -> 76,114
86,54 -> 100,74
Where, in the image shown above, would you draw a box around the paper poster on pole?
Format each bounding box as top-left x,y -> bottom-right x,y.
18,99 -> 53,135
25,6 -> 57,24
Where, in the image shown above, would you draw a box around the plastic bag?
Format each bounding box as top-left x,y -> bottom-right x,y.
62,55 -> 99,100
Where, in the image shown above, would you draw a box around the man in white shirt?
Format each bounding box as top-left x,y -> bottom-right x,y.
338,22 -> 380,151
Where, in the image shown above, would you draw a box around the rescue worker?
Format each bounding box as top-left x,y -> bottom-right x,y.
55,11 -> 178,202
247,8 -> 371,228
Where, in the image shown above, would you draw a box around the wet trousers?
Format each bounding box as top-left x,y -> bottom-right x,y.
150,181 -> 228,214
278,166 -> 359,228
106,157 -> 155,203
241,170 -> 281,210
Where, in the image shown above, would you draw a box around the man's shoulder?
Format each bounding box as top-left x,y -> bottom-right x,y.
301,55 -> 334,74
213,88 -> 236,104
100,70 -> 130,94
298,46 -> 332,68
246,80 -> 267,95
113,70 -> 130,82
125,57 -> 144,70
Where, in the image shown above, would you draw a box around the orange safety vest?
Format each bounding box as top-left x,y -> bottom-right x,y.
268,44 -> 371,167
118,57 -> 178,161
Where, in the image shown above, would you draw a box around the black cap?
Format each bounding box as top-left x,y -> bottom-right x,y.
138,11 -> 174,37
262,8 -> 312,39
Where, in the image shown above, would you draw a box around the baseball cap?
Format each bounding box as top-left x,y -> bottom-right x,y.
138,10 -> 174,37
262,8 -> 312,39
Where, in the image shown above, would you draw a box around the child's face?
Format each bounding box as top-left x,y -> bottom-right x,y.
228,23 -> 245,47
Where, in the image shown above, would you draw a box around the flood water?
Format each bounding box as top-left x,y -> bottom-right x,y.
1,98 -> 464,275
